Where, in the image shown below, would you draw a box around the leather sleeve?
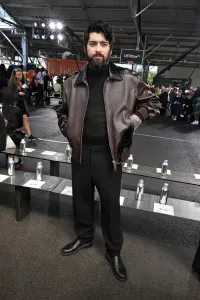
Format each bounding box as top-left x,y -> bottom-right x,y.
56,80 -> 69,138
134,76 -> 161,122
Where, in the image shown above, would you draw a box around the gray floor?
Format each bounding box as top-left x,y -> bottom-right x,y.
0,103 -> 200,299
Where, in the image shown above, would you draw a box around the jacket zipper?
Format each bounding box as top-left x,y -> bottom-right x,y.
79,81 -> 89,164
103,78 -> 118,171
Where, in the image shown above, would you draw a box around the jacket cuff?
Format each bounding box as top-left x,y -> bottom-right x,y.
129,114 -> 142,131
135,107 -> 149,121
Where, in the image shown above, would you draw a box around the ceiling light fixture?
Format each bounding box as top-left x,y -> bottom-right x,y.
56,22 -> 63,30
49,21 -> 56,30
57,34 -> 63,41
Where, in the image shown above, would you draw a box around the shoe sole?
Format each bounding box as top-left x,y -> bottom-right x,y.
105,253 -> 127,282
60,243 -> 93,256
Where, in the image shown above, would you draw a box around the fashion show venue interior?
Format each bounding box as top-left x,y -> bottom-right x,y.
1,0 -> 200,299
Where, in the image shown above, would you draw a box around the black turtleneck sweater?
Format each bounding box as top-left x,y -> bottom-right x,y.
82,66 -> 110,149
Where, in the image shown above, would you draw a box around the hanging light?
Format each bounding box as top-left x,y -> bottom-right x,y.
41,22 -> 46,28
49,21 -> 56,30
57,34 -> 63,41
50,34 -> 55,40
56,22 -> 63,30
34,22 -> 38,27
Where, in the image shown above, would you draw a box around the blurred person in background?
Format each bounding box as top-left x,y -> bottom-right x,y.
0,64 -> 8,90
171,90 -> 184,121
8,68 -> 38,141
184,89 -> 194,121
31,78 -> 44,105
0,88 -> 24,169
159,86 -> 168,115
191,88 -> 200,125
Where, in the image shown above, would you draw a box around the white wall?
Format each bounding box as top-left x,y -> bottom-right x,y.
157,66 -> 200,88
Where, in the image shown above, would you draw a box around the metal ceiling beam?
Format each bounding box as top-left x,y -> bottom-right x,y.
0,0 -> 25,28
6,3 -> 200,12
0,16 -> 20,28
128,0 -> 144,49
5,3 -> 127,9
155,40 -> 200,78
135,0 -> 158,17
0,30 -> 22,57
16,16 -> 200,28
78,0 -> 91,23
144,34 -> 172,59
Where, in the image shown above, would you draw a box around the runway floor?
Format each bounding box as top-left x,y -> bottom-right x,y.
0,102 -> 200,299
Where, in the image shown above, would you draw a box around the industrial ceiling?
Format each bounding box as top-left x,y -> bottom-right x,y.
1,0 -> 200,68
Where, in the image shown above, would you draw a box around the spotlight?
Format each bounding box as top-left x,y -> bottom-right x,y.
49,21 -> 56,30
50,34 -> 55,40
42,35 -> 46,39
41,22 -> 46,28
34,22 -> 38,27
57,34 -> 63,41
56,22 -> 63,30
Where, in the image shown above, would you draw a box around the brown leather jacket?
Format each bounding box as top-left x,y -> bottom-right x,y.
57,62 -> 160,168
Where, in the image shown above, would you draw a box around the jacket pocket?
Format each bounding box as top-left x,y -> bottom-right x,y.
121,147 -> 131,162
58,116 -> 68,138
117,126 -> 133,162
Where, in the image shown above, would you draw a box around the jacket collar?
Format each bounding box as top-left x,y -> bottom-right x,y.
74,61 -> 123,86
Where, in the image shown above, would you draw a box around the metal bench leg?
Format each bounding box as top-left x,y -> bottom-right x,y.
192,240 -> 200,274
50,161 -> 60,176
48,193 -> 60,216
15,186 -> 31,221
5,153 -> 8,167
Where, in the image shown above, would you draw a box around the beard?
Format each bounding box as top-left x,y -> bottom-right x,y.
87,52 -> 110,72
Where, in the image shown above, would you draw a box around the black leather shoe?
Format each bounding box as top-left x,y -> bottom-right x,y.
60,239 -> 93,256
105,252 -> 127,282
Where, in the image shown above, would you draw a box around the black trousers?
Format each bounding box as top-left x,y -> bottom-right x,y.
193,241 -> 200,274
71,148 -> 123,256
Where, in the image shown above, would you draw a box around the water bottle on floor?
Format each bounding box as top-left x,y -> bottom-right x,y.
8,156 -> 15,176
36,162 -> 43,181
159,183 -> 169,205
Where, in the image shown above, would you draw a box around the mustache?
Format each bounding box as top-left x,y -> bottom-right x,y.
92,53 -> 105,58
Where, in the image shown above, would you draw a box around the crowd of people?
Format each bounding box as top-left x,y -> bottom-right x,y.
0,63 -> 70,169
157,85 -> 200,125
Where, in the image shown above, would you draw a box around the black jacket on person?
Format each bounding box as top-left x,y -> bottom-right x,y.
57,62 -> 160,164
0,87 -> 23,130
0,113 -> 6,151
0,76 -> 7,90
159,92 -> 168,108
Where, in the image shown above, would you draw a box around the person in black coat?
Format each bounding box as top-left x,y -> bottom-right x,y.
171,90 -> 184,120
0,64 -> 8,91
8,68 -> 37,141
0,112 -> 6,151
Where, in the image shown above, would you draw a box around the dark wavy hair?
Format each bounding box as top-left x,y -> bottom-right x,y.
84,20 -> 113,48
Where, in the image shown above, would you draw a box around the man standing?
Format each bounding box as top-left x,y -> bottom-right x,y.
57,20 -> 160,282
